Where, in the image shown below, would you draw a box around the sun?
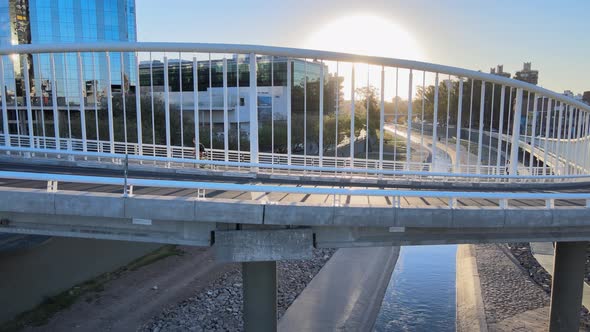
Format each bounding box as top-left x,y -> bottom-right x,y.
305,14 -> 425,61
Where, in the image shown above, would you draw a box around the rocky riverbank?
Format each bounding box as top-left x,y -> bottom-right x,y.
140,248 -> 336,332
508,243 -> 590,329
474,243 -> 549,330
461,243 -> 590,331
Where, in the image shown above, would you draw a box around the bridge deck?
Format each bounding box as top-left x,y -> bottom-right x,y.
0,169 -> 587,209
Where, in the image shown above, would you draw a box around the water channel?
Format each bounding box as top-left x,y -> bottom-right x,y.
374,245 -> 458,331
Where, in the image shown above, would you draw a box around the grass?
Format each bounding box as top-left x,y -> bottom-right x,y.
381,130 -> 408,161
0,245 -> 184,332
353,130 -> 408,162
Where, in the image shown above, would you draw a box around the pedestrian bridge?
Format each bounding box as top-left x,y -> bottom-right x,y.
0,42 -> 589,331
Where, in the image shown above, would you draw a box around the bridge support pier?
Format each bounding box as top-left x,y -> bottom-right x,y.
549,241 -> 587,332
242,260 -> 277,332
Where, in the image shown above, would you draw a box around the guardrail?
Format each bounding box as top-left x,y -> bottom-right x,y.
0,42 -> 588,184
0,170 -> 588,210
3,143 -> 590,185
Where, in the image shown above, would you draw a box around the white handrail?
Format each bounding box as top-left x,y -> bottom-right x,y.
3,144 -> 590,181
1,42 -> 589,184
0,42 -> 587,112
1,170 -> 589,201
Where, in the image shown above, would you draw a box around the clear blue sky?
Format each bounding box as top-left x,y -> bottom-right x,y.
136,0 -> 589,94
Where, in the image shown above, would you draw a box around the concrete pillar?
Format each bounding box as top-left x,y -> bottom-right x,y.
242,261 -> 277,332
549,241 -> 587,332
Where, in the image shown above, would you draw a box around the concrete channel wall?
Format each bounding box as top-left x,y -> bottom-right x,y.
456,244 -> 488,332
0,237 -> 159,323
279,246 -> 400,331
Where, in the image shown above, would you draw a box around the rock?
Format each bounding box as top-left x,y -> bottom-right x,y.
139,248 -> 336,331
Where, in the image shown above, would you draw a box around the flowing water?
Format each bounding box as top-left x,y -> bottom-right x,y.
374,245 -> 458,331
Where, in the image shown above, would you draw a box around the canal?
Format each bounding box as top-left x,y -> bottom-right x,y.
374,245 -> 458,331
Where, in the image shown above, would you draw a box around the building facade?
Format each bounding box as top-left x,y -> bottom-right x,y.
514,62 -> 539,85
0,0 -> 136,136
137,56 -> 339,153
490,65 -> 511,78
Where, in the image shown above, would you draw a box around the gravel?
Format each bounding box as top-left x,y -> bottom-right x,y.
474,243 -> 549,324
140,248 -> 336,332
508,243 -> 590,329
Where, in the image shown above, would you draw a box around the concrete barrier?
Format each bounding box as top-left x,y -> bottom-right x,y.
278,246 -> 399,331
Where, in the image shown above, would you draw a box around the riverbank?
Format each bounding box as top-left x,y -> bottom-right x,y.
457,243 -> 590,331
141,248 -> 336,331
475,243 -> 550,331
508,243 -> 590,329
9,245 -> 335,332
0,237 -> 161,326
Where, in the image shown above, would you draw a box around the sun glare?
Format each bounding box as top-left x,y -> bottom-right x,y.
305,15 -> 425,61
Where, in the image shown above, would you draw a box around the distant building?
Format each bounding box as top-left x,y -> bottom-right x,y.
490,65 -> 510,78
138,57 -> 335,134
583,91 -> 590,105
514,62 -> 539,85
0,0 -> 137,134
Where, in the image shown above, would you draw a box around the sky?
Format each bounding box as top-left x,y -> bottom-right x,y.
136,0 -> 589,95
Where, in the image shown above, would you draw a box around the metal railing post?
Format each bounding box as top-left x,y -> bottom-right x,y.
76,52 -> 87,152
0,56 -> 9,148
135,53 -> 143,155
223,57 -> 229,162
454,78 -> 463,172
406,69 -> 413,170
476,81 -> 486,173
163,56 -> 171,158
123,153 -> 129,197
509,88 -> 523,176
23,56 -> 34,148
106,52 -> 115,154
432,73 -> 439,170
249,53 -> 259,165
350,64 -> 355,165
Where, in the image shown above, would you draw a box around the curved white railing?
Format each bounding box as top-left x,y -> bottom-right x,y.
0,42 -> 588,184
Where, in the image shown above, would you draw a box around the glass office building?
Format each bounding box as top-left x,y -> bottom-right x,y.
137,56 -> 337,153
0,0 -> 136,137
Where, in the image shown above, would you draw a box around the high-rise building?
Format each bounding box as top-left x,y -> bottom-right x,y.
0,0 -> 136,134
0,0 -> 137,252
514,62 -> 539,85
0,0 -> 136,46
490,65 -> 510,78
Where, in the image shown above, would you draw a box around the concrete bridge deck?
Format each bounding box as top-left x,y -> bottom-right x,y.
1,160 -> 590,252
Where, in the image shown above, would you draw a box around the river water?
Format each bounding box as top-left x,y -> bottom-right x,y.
374,245 -> 458,331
